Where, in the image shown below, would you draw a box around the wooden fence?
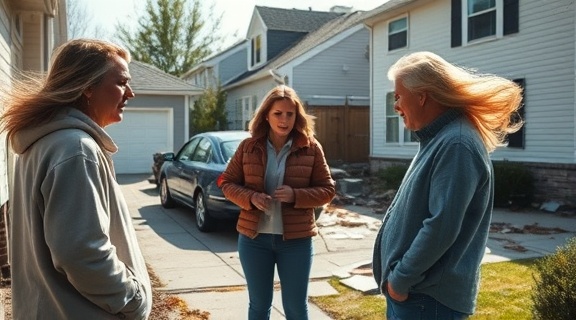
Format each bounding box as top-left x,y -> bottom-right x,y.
307,105 -> 369,164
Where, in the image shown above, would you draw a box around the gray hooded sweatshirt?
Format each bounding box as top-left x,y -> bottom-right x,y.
9,107 -> 152,319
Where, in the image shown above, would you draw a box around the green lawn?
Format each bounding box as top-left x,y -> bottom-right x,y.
310,259 -> 536,320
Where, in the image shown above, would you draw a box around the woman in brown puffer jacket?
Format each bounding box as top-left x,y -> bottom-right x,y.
219,85 -> 335,320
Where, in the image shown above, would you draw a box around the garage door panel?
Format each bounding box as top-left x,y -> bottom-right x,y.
105,109 -> 172,174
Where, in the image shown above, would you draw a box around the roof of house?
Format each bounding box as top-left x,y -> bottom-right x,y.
256,6 -> 343,32
225,9 -> 372,88
129,61 -> 203,94
363,0 -> 420,26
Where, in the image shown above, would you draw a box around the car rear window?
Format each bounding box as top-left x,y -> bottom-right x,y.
221,140 -> 243,163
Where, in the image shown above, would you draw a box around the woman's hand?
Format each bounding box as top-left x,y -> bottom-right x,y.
273,185 -> 295,203
250,192 -> 272,211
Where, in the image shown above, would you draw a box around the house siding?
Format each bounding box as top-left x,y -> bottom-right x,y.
371,0 -> 575,164
225,78 -> 275,130
130,95 -> 188,149
369,0 -> 576,202
0,0 -> 11,207
219,48 -> 248,85
292,28 -> 370,106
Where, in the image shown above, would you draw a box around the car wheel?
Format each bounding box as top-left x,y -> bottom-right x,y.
160,177 -> 176,208
195,191 -> 215,232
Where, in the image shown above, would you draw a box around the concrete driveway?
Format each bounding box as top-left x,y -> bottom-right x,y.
117,174 -> 576,319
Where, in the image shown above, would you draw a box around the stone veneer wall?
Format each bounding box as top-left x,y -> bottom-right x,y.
0,203 -> 9,280
369,158 -> 576,205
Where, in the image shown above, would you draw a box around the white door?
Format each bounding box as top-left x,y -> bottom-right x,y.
105,108 -> 173,174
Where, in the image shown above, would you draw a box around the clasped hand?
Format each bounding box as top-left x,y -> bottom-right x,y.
251,185 -> 295,211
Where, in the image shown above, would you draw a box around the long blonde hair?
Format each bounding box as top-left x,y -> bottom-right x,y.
388,51 -> 523,153
249,85 -> 316,139
0,38 -> 130,142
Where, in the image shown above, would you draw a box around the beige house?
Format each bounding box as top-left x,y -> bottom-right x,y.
0,0 -> 67,279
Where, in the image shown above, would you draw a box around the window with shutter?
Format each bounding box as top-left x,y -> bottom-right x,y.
451,0 -> 518,47
506,78 -> 525,148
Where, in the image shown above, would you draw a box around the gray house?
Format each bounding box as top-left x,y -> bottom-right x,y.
0,0 -> 67,279
363,0 -> 576,202
105,61 -> 203,174
183,6 -> 374,163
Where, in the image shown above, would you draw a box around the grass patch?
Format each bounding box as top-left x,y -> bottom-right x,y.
311,278 -> 385,320
311,259 -> 537,320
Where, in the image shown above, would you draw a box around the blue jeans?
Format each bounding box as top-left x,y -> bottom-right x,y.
238,233 -> 313,320
386,293 -> 469,320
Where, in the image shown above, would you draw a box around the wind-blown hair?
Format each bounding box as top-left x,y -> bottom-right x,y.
0,38 -> 130,142
388,51 -> 523,153
249,85 -> 315,139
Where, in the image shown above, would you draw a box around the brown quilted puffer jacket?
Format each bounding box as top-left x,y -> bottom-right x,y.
220,132 -> 335,240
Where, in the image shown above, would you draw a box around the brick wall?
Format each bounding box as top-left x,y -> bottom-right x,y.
370,158 -> 576,205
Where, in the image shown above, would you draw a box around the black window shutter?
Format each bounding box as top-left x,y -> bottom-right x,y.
503,0 -> 519,35
451,0 -> 462,47
507,78 -> 525,148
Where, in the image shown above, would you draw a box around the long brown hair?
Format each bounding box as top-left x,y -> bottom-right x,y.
248,85 -> 316,139
0,38 -> 130,142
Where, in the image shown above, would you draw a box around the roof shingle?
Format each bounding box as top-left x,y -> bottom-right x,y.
129,61 -> 203,94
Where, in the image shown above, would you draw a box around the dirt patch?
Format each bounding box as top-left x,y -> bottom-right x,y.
1,266 -> 208,320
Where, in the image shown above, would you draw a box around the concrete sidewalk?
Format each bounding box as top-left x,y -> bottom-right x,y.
119,174 -> 576,320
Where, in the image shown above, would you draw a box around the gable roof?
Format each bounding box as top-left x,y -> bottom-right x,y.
129,61 -> 203,95
256,6 -> 343,32
225,9 -> 372,88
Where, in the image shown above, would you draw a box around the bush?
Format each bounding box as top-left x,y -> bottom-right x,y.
493,161 -> 534,208
532,237 -> 576,319
375,165 -> 408,190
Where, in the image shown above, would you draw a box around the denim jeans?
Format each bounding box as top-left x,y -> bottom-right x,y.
386,293 -> 469,320
238,233 -> 313,320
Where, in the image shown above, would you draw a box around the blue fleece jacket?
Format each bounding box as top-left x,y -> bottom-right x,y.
373,109 -> 493,314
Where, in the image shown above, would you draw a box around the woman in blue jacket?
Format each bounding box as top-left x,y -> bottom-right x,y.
373,51 -> 523,319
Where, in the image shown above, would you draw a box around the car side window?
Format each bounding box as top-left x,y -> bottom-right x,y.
191,138 -> 212,163
177,138 -> 200,161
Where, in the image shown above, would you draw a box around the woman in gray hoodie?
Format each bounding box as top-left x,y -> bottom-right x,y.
0,39 -> 152,319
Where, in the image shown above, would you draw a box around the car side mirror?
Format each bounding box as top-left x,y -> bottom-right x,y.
163,152 -> 175,161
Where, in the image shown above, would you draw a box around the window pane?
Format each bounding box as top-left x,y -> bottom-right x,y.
386,92 -> 396,115
386,118 -> 399,142
403,128 -> 415,142
389,18 -> 407,33
468,0 -> 495,14
468,11 -> 496,40
221,140 -> 243,163
192,138 -> 211,163
389,31 -> 407,50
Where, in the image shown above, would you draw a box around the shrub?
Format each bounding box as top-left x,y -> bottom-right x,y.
532,237 -> 576,320
375,165 -> 408,190
493,161 -> 534,208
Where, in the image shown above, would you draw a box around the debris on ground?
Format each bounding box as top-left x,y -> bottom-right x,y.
490,222 -> 568,235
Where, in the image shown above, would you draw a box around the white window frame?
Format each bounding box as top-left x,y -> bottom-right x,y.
385,92 -> 416,145
250,34 -> 263,68
236,96 -> 258,130
462,0 -> 504,45
388,15 -> 408,52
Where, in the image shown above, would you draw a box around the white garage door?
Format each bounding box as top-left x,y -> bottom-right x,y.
105,108 -> 173,174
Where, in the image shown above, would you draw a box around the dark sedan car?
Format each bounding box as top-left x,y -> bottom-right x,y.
158,130 -> 251,232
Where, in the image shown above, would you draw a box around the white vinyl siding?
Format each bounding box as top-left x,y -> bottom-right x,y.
371,0 -> 575,164
290,27 -> 370,106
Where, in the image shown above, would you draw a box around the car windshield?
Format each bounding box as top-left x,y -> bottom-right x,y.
221,140 -> 243,163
